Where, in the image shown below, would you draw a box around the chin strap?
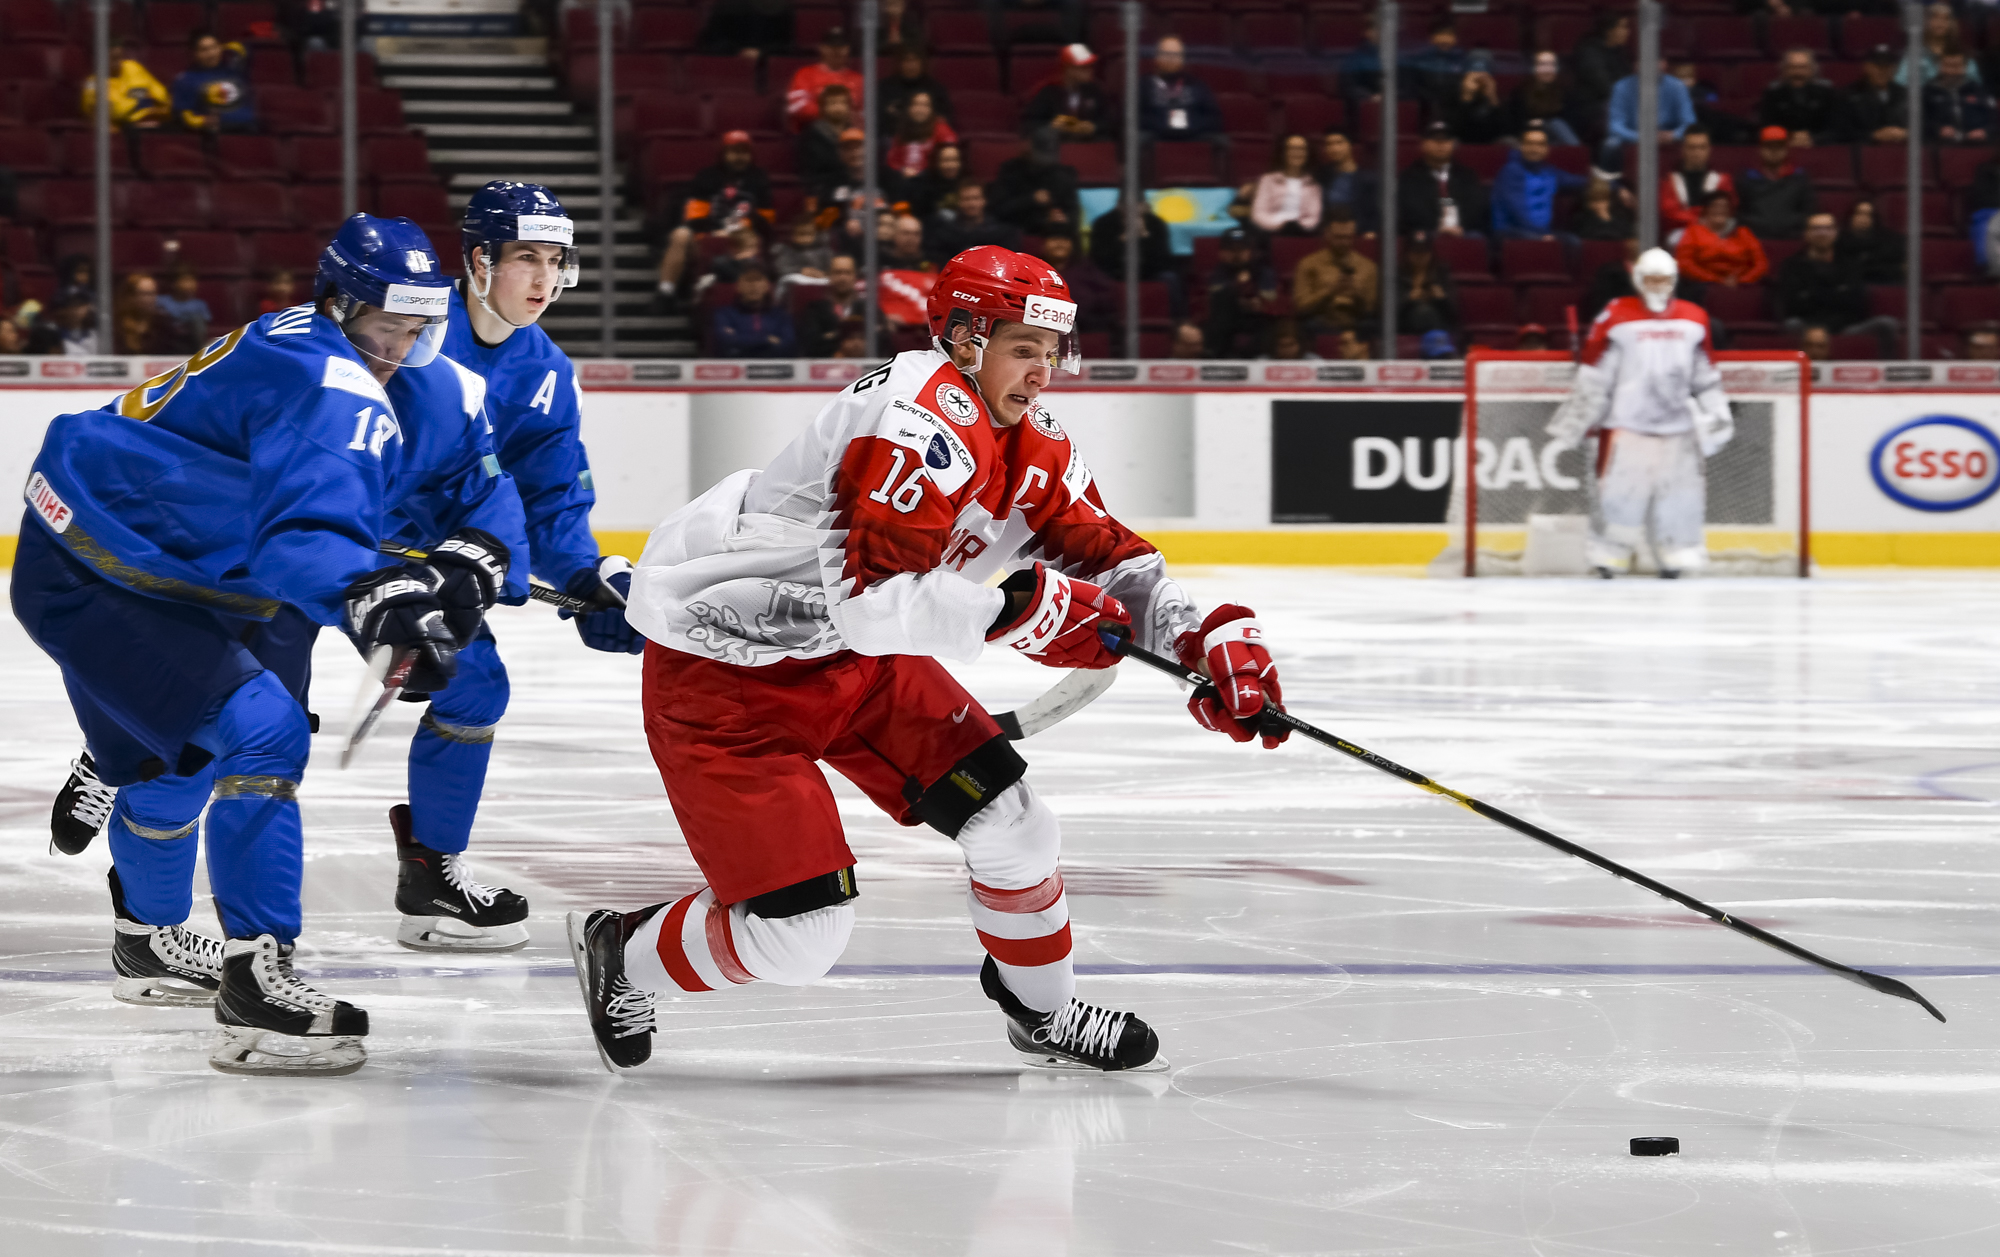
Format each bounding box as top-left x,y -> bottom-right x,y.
465,254 -> 537,330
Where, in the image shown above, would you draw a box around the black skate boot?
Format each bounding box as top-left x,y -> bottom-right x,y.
565,907 -> 661,1073
110,867 -> 223,1007
980,956 -> 1166,1072
210,935 -> 369,1076
390,804 -> 530,951
51,749 -> 115,856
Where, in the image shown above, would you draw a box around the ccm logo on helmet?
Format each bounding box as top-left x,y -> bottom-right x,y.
952,290 -> 982,303
1022,296 -> 1077,333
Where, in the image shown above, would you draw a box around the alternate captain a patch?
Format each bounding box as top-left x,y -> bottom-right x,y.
934,382 -> 979,426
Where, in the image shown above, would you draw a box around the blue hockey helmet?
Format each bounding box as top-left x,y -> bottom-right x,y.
461,180 -> 579,323
317,213 -> 452,369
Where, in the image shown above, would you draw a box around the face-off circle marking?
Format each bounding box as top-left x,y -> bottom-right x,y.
935,383 -> 978,426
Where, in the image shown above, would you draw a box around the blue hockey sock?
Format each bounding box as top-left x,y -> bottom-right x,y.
106,771 -> 215,926
407,635 -> 508,854
193,671 -> 311,943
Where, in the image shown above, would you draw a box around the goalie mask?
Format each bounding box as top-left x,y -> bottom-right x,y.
317,213 -> 452,369
1633,247 -> 1678,315
927,246 -> 1081,376
461,181 -> 580,327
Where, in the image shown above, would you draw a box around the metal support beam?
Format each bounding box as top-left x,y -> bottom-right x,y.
341,0 -> 358,218
1905,0 -> 1924,361
1636,0 -> 1661,252
598,0 -> 617,359
861,0 -> 881,361
1123,1 -> 1141,360
92,0 -> 112,351
1377,0 -> 1398,357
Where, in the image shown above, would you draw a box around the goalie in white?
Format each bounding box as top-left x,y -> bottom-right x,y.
1545,248 -> 1734,578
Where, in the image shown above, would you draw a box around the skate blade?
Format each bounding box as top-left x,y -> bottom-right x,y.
112,975 -> 217,1007
1014,1048 -> 1171,1074
208,1026 -> 366,1077
397,915 -> 530,952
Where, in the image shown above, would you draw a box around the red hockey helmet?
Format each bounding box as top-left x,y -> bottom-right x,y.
926,245 -> 1081,374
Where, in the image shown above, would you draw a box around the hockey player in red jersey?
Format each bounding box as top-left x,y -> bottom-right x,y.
565,246 -> 1288,1073
1546,247 -> 1735,578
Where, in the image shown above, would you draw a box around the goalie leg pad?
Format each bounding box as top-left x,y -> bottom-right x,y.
1651,432 -> 1709,571
408,635 -> 508,854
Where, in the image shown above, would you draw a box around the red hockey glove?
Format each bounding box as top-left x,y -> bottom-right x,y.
1175,604 -> 1288,748
987,563 -> 1130,669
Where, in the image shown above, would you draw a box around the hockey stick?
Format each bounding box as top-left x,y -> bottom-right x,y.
1106,633 -> 1948,1024
340,645 -> 417,769
994,668 -> 1119,740
378,543 -> 594,613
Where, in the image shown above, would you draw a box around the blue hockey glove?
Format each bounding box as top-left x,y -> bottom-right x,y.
561,556 -> 645,654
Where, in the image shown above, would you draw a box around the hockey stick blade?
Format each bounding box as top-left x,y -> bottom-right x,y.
340,647 -> 417,770
1104,632 -> 1948,1024
378,543 -> 593,613
994,668 -> 1119,740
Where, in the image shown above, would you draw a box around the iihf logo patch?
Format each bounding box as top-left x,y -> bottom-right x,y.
1029,406 -> 1064,439
935,383 -> 978,426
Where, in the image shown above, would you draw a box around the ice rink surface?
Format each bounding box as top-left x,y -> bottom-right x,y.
3,569 -> 1999,1256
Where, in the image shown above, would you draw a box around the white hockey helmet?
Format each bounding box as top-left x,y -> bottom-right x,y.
1633,247 -> 1678,314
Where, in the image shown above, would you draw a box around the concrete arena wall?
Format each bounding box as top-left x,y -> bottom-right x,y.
4,384 -> 1999,568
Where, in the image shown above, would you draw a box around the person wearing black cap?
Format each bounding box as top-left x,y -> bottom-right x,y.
785,24 -> 865,132
1841,46 -> 1911,145
1202,227 -> 1280,358
1759,49 -> 1843,147
1396,123 -> 1488,239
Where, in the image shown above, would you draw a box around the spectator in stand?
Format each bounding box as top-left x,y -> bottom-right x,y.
1898,4 -> 1979,88
1397,231 -> 1459,336
1841,46 -> 1911,145
27,288 -> 99,355
1602,59 -> 1696,174
111,273 -> 177,355
1662,127 -> 1734,246
1447,69 -> 1509,145
700,224 -> 769,289
1292,209 -> 1380,333
983,0 -> 1084,48
991,133 -> 1081,236
80,36 -> 170,131
155,268 -> 211,350
1965,324 -> 2000,360
880,44 -> 953,130
698,0 -> 795,60
1736,125 -> 1817,241
0,319 -> 25,355
1338,16 -> 1385,123
1202,227 -> 1280,357
1169,321 -> 1207,359
1332,328 -> 1370,360
1023,44 -> 1114,147
1317,132 -> 1379,236
1246,135 -> 1324,237
172,30 -> 255,133
1263,320 -> 1318,361
1036,233 -> 1116,334
1582,236 -> 1704,322
1397,123 -> 1489,239
1491,125 -> 1587,242
1675,190 -> 1769,287
1516,323 -> 1550,351
1923,52 -> 1994,144
885,91 -> 958,179
657,131 -> 774,307
1572,14 -> 1634,130
1759,50 -> 1841,148
1140,36 -> 1225,155
876,0 -> 927,56
786,25 -> 865,132
1569,178 -> 1635,241
878,213 -> 931,272
1798,323 -> 1833,362
1838,198 -> 1905,283
798,85 -> 858,190
771,215 -> 833,283
1089,194 -> 1176,285
255,268 -> 298,315
710,264 -> 796,358
817,129 -> 884,252
1774,210 -> 1899,356
1508,51 -> 1581,148
1674,60 -> 1752,145
1972,153 -> 2000,273
797,254 -> 881,357
928,179 -> 1024,262
898,142 -> 965,221
1419,329 -> 1459,360
1401,17 -> 1469,118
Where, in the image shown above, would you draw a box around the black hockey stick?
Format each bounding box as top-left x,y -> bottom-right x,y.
379,542 -> 593,612
1107,633 -> 1948,1024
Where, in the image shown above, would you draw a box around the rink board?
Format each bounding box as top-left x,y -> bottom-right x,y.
3,358 -> 2000,567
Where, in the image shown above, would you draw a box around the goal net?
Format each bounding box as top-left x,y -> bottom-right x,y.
1438,350 -> 1809,577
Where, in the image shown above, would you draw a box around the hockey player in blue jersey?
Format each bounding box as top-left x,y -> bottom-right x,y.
15,214 -> 529,1076
373,180 -> 643,953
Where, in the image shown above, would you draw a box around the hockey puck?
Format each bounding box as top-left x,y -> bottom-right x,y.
1630,1136 -> 1680,1157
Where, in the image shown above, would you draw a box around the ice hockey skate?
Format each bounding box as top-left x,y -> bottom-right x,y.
50,748 -> 114,856
109,867 -> 223,1007
566,908 -> 659,1073
390,804 -> 530,952
209,935 -> 369,1077
981,957 -> 1166,1073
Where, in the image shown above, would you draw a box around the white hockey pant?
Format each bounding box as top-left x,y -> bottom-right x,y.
1591,429 -> 1708,573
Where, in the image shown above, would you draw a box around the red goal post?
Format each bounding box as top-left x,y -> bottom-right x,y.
1460,348 -> 1811,578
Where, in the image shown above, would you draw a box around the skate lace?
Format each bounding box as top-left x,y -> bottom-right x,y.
162,926 -> 224,975
605,976 -> 656,1039
441,852 -> 500,907
1032,998 -> 1129,1060
66,757 -> 116,828
257,944 -> 338,1012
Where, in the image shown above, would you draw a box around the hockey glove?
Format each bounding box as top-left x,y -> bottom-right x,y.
426,527 -> 511,645
1175,604 -> 1289,749
986,563 -> 1130,670
559,556 -> 645,655
1692,391 -> 1734,458
343,564 -> 459,694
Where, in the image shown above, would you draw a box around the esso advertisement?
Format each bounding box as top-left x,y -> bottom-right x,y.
1869,416 -> 2000,512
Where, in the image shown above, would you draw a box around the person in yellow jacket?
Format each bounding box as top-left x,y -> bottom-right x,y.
79,39 -> 171,130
